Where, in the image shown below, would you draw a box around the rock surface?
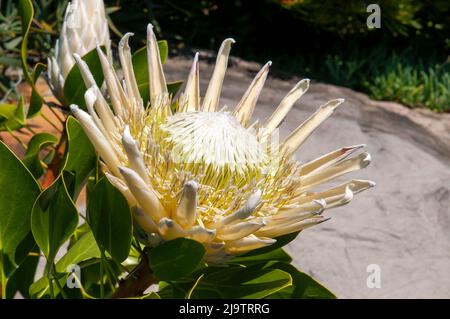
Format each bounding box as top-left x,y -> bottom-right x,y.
164,54 -> 450,298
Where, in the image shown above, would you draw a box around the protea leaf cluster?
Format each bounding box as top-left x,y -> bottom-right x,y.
71,25 -> 374,262
47,0 -> 111,102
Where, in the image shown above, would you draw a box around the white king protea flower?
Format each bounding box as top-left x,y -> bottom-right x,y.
48,0 -> 111,102
70,25 -> 374,262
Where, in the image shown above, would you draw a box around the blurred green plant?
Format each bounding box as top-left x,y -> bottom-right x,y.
275,0 -> 424,36
0,0 -> 68,101
1,0 -> 449,114
106,0 -> 449,112
366,60 -> 450,112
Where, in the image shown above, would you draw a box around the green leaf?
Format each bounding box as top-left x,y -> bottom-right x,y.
228,248 -> 292,266
188,267 -> 292,299
132,40 -> 168,106
264,262 -> 336,299
0,97 -> 26,131
63,47 -> 105,108
87,177 -> 132,262
167,80 -> 184,96
18,0 -> 44,117
63,116 -> 97,197
18,0 -> 33,85
149,238 -> 205,281
31,171 -> 79,264
6,234 -> 39,298
55,231 -> 101,273
29,231 -> 101,298
0,141 -> 40,267
23,133 -> 58,178
0,104 -> 17,122
28,63 -> 46,117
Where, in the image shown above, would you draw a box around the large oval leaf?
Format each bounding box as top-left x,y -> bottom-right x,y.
149,238 -> 205,281
23,133 -> 58,178
189,266 -> 292,299
31,171 -> 79,264
229,248 -> 292,266
264,262 -> 336,299
63,116 -> 97,197
87,177 -> 132,262
0,141 -> 40,265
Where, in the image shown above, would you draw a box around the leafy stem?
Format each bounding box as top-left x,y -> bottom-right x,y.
0,253 -> 7,299
51,263 -> 68,299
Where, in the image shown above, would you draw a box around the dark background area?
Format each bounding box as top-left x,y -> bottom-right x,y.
1,0 -> 449,111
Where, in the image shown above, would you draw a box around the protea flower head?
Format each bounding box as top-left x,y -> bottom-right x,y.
48,0 -> 111,103
70,24 -> 374,262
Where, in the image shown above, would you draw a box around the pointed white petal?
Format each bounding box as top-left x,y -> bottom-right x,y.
272,199 -> 326,221
264,79 -> 310,134
146,24 -> 168,106
119,32 -> 141,104
70,105 -> 121,176
281,99 -> 344,155
84,88 -> 110,139
73,53 -> 96,87
134,207 -> 159,234
224,235 -> 276,254
180,52 -> 200,112
294,179 -> 375,205
233,61 -> 271,126
300,144 -> 365,176
320,185 -> 354,209
210,189 -> 261,228
256,217 -> 328,238
175,181 -> 199,228
119,166 -> 166,221
157,218 -> 185,240
300,152 -> 372,192
217,220 -> 265,241
96,46 -> 126,115
91,85 -> 117,134
202,38 -> 235,112
186,225 -> 216,243
122,126 -> 149,184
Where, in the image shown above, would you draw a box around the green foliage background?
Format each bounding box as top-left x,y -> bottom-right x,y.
1,0 -> 449,110
109,0 -> 450,111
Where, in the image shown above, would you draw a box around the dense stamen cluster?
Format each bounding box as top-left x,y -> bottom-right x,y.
70,24 -> 374,262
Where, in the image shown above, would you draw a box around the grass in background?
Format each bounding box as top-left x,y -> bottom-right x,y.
274,51 -> 450,113
367,61 -> 450,112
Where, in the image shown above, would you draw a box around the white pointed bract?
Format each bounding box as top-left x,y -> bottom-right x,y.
71,28 -> 374,262
202,38 -> 235,112
48,0 -> 111,102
